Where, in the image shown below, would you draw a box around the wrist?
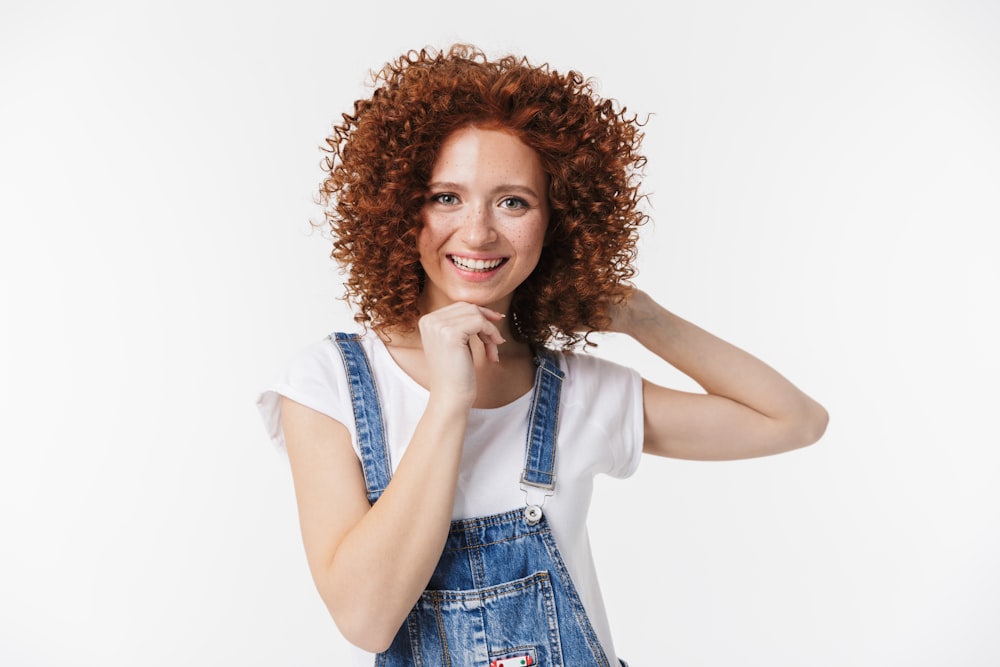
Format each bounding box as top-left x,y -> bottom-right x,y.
614,289 -> 657,337
425,390 -> 474,422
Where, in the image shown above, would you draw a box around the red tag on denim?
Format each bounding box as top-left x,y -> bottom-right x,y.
490,655 -> 534,667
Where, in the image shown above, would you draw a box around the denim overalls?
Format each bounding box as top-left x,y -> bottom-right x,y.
333,333 -> 625,667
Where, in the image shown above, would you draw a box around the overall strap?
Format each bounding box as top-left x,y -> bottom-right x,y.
331,333 -> 391,504
520,348 -> 565,491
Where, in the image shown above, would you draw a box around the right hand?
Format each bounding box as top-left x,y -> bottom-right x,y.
417,302 -> 507,409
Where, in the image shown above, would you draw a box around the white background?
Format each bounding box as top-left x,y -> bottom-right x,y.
2,1 -> 998,665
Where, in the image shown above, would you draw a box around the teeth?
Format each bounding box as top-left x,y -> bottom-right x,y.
451,256 -> 503,271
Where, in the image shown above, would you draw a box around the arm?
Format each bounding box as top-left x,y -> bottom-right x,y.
609,289 -> 828,460
281,303 -> 505,652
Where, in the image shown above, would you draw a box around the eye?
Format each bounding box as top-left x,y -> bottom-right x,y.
499,197 -> 527,210
428,192 -> 458,206
430,193 -> 459,205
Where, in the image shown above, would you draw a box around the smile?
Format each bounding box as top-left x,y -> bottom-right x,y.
449,255 -> 506,272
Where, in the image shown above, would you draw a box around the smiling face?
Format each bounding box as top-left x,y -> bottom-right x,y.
417,126 -> 550,315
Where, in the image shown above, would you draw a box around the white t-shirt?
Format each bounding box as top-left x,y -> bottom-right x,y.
257,333 -> 644,665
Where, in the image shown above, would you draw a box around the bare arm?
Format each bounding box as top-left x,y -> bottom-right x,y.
281,303 -> 505,652
609,289 -> 828,460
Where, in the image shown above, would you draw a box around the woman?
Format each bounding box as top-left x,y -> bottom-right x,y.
258,44 -> 828,667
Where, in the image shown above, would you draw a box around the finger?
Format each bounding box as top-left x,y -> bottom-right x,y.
472,316 -> 505,364
480,310 -> 507,347
478,331 -> 501,363
477,306 -> 507,322
477,317 -> 506,346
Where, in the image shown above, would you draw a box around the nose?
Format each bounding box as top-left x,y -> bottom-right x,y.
460,202 -> 498,247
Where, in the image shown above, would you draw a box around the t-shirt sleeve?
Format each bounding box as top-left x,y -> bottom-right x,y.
561,351 -> 645,479
255,337 -> 355,455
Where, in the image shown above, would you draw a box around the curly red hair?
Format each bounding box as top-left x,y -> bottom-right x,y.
319,44 -> 648,348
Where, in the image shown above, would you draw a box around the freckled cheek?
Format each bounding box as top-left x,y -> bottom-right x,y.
508,220 -> 548,256
417,224 -> 446,255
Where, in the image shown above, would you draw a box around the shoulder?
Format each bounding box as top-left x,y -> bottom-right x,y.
547,347 -> 645,477
554,347 -> 641,388
257,332 -> 369,452
283,333 -> 352,387
283,330 -> 389,374
550,347 -> 643,419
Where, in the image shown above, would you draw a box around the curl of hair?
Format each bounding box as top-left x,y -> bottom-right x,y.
318,44 -> 648,349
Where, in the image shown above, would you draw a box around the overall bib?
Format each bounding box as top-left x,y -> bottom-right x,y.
333,333 -> 624,667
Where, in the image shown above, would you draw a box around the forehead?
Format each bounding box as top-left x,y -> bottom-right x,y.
431,126 -> 546,184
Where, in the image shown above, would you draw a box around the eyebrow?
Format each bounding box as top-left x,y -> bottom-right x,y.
426,181 -> 543,198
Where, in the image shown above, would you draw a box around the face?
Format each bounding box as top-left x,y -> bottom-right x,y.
418,126 -> 550,314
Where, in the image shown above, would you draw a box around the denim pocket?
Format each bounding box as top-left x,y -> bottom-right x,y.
399,570 -> 563,667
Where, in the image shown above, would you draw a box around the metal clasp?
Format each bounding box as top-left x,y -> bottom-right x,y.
520,483 -> 553,526
524,505 -> 543,525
